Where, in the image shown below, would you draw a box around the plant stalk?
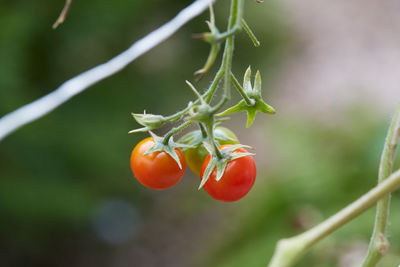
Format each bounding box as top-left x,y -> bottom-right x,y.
230,72 -> 254,105
362,103 -> 400,266
268,167 -> 400,267
212,0 -> 242,112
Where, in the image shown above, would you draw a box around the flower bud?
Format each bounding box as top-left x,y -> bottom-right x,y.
130,113 -> 166,133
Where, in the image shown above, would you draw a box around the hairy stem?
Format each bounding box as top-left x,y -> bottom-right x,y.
268,167 -> 400,267
362,103 -> 400,266
205,121 -> 223,159
241,18 -> 260,47
199,123 -> 208,138
230,72 -> 254,105
212,0 -> 242,112
163,121 -> 192,144
204,0 -> 243,158
205,67 -> 225,103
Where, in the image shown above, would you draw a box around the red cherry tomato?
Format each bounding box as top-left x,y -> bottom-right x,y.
200,145 -> 256,202
130,137 -> 186,190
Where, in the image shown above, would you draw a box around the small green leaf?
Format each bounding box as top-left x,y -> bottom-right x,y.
199,158 -> 217,189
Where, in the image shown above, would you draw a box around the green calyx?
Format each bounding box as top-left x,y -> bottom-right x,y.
179,125 -> 240,175
145,132 -> 192,169
179,126 -> 238,150
198,144 -> 254,189
129,112 -> 166,133
185,81 -> 214,124
217,66 -> 275,127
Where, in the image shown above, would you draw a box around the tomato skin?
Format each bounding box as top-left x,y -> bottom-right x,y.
130,137 -> 186,190
183,127 -> 239,176
200,145 -> 256,202
184,148 -> 207,176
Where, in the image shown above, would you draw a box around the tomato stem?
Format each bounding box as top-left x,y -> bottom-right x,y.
230,72 -> 254,106
268,168 -> 400,267
163,121 -> 192,145
362,103 -> 400,266
205,121 -> 223,159
199,123 -> 208,138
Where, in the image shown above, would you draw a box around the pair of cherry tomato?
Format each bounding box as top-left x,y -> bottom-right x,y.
130,127 -> 256,201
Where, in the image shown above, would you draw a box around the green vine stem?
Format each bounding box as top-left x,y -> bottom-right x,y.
241,18 -> 260,47
163,121 -> 192,144
267,167 -> 400,267
362,103 -> 400,266
230,72 -> 255,106
167,0 -> 244,127
211,0 -> 242,113
204,121 -> 224,159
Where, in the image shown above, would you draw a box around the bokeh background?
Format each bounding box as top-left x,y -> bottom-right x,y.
1,0 -> 400,266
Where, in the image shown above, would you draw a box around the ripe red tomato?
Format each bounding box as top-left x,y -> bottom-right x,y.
200,145 -> 256,202
130,137 -> 186,190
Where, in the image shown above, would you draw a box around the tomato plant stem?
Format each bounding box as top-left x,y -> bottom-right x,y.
205,121 -> 223,159
199,123 -> 208,138
212,0 -> 242,113
241,18 -> 260,47
361,103 -> 400,267
163,121 -> 192,144
230,72 -> 254,106
268,167 -> 400,267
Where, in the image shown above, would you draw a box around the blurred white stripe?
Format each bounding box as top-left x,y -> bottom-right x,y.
0,0 -> 214,141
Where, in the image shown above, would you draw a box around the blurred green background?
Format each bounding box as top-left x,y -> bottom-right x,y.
1,0 -> 400,266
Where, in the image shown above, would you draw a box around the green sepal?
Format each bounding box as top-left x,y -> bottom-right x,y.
213,129 -> 237,143
217,67 -> 275,128
198,144 -> 255,189
178,125 -> 238,151
183,81 -> 215,124
129,112 -> 166,133
144,132 -> 190,169
178,129 -> 206,152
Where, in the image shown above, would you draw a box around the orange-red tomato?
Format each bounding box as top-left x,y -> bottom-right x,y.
200,145 -> 256,202
130,137 -> 186,190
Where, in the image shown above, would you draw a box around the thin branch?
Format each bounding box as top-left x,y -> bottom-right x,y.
0,0 -> 214,142
241,18 -> 260,47
362,103 -> 400,266
53,0 -> 72,29
268,167 -> 400,267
